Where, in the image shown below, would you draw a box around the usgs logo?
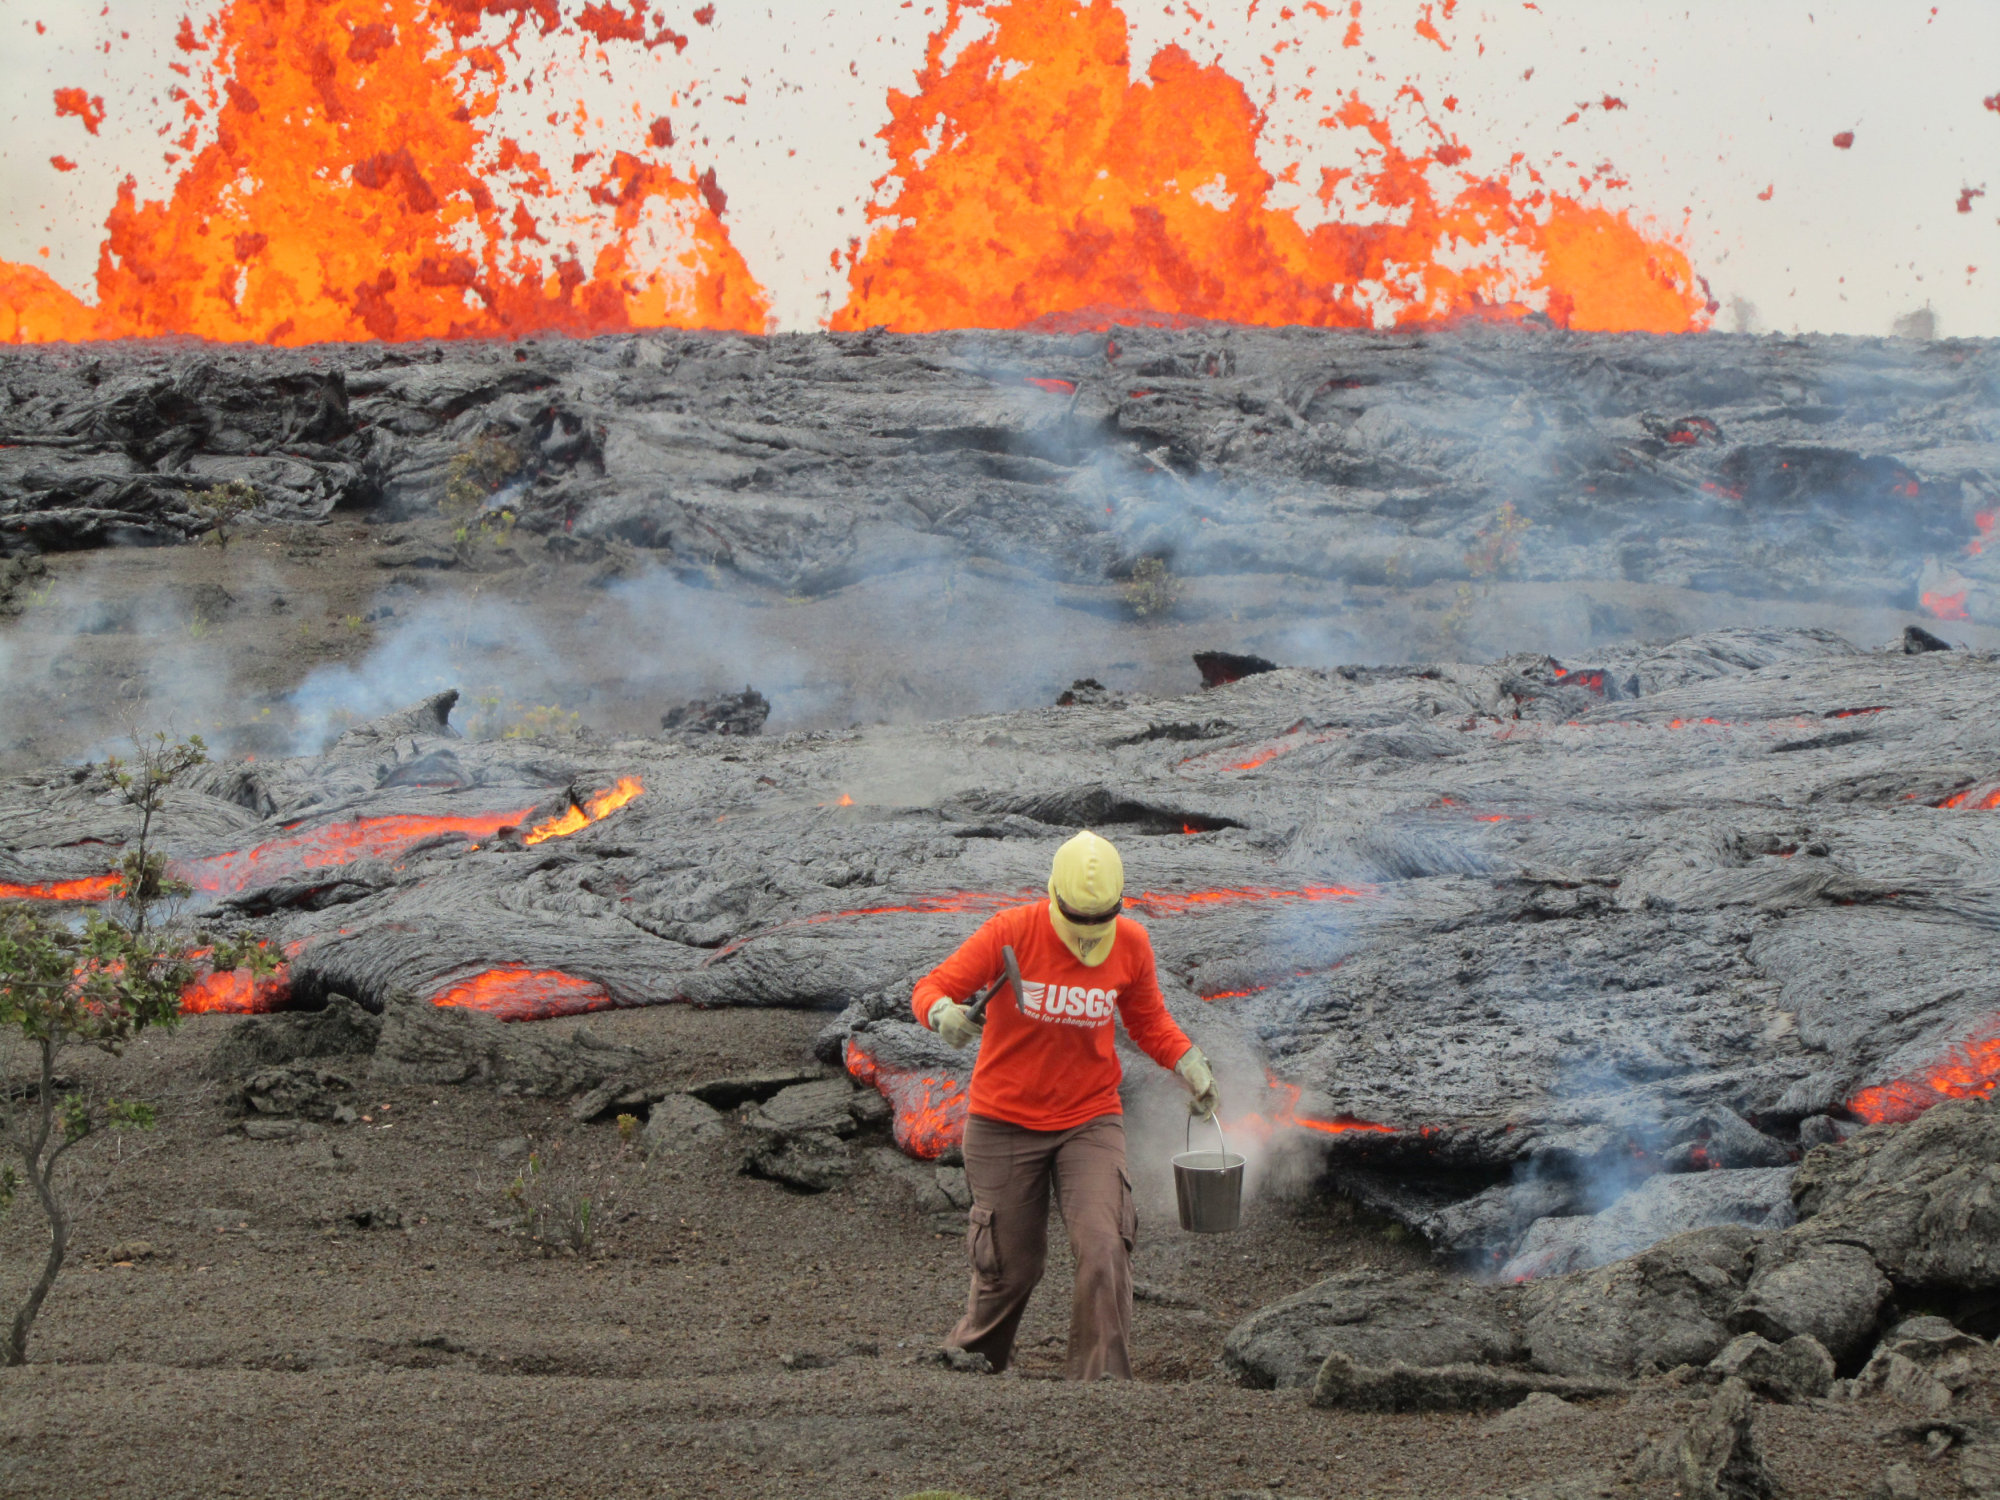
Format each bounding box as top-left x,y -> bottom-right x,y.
1019,980 -> 1119,1024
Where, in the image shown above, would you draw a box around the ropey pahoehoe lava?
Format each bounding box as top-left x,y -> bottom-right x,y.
4,627 -> 1997,1272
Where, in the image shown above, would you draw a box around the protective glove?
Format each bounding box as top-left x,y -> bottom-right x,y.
927,997 -> 982,1050
1175,1045 -> 1220,1119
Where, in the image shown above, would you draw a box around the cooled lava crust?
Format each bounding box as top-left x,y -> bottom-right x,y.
3,626 -> 1997,1256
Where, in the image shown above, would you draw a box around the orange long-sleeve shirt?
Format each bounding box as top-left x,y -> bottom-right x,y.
911,901 -> 1193,1132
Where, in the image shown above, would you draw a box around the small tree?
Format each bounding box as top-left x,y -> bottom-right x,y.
1122,556 -> 1185,621
0,734 -> 269,1365
441,432 -> 525,563
189,479 -> 260,551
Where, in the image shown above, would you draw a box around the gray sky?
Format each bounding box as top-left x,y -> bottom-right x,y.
2,0 -> 1994,335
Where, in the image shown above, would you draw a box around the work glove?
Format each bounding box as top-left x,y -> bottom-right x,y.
1175,1045 -> 1220,1119
927,997 -> 982,1050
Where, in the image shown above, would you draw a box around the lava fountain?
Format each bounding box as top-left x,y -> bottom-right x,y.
832,0 -> 1710,334
2,0 -> 767,344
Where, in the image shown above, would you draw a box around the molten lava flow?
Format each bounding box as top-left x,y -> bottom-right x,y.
1849,1019 -> 2000,1124
1180,721 -> 1340,773
845,1039 -> 971,1159
1200,985 -> 1268,1002
4,1 -> 766,345
832,0 -> 1707,334
1430,796 -> 1519,822
8,780 -> 644,903
1125,883 -> 1368,916
1937,787 -> 2000,811
713,881 -> 1372,961
186,809 -> 536,895
705,889 -> 1043,961
178,955 -> 294,1015
430,966 -> 615,1022
524,777 -> 646,845
1230,1074 -> 1394,1140
1923,590 -> 1971,622
1967,510 -> 1996,558
0,874 -> 124,903
1550,665 -> 1608,695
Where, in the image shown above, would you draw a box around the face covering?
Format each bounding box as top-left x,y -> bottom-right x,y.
1047,829 -> 1124,967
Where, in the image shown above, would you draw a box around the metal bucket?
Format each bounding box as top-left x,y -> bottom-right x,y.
1172,1115 -> 1245,1234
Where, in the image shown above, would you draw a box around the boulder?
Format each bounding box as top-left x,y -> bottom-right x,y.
1852,1318 -> 1994,1413
1856,1352 -> 1956,1415
1500,1168 -> 1795,1280
640,1094 -> 727,1156
1478,1390 -> 1575,1435
1655,1108 -> 1795,1173
685,1069 -> 824,1110
1665,1378 -> 1776,1500
369,996 -> 654,1096
743,1128 -> 854,1193
1728,1237 -> 1889,1362
1309,1352 -> 1625,1413
1705,1332 -> 1835,1402
1420,1173 -> 1584,1262
1519,1226 -> 1760,1380
662,686 -> 769,737
229,1064 -> 357,1121
746,1077 -> 861,1137
1223,1269 -> 1523,1390
1791,1098 -> 2000,1293
203,993 -> 382,1078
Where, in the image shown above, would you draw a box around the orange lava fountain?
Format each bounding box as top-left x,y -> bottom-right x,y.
3,0 -> 766,345
430,965 -> 616,1021
845,1038 -> 971,1159
832,0 -> 1708,335
1849,1020 -> 2000,1125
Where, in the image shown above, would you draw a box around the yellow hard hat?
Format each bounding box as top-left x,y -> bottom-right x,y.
1047,829 -> 1124,968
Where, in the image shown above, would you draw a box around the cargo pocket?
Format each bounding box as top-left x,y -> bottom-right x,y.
967,1205 -> 1001,1283
1117,1167 -> 1138,1253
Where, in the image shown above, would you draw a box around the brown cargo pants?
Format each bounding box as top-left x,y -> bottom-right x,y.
946,1112 -> 1137,1380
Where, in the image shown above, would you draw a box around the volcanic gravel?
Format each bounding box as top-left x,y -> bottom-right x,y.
0,1008 -> 1940,1500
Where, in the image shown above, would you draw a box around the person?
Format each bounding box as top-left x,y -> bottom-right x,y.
912,829 -> 1219,1380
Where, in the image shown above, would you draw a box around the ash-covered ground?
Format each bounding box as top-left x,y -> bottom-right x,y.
3,325 -> 1999,1499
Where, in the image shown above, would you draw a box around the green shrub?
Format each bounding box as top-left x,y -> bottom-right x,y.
1122,556 -> 1184,620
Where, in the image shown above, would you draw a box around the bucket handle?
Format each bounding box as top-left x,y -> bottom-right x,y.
1186,1110 -> 1229,1161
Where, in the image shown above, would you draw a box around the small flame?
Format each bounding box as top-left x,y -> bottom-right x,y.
845,1039 -> 970,1159
430,966 -> 615,1021
524,777 -> 646,845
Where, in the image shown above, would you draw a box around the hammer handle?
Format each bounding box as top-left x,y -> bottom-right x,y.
964,944 -> 1021,1025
